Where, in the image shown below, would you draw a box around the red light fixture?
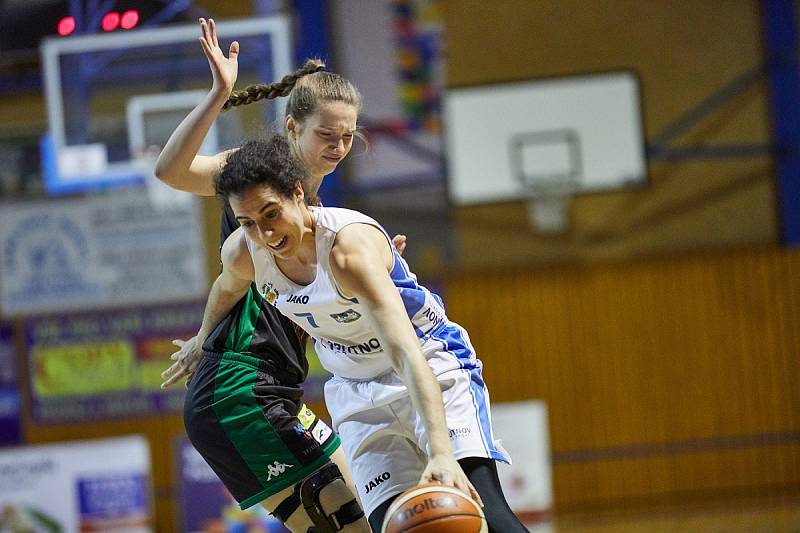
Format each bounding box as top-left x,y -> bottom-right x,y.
101,11 -> 121,32
120,10 -> 140,30
57,16 -> 76,36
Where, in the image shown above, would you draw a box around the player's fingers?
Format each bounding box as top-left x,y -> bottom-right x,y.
199,18 -> 209,42
229,41 -> 239,61
198,36 -> 213,59
161,371 -> 185,389
209,18 -> 219,48
172,339 -> 185,347
161,360 -> 181,378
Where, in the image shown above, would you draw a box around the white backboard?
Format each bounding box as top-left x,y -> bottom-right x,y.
444,71 -> 647,204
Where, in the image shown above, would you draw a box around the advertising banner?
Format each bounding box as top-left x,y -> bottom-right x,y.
0,190 -> 206,316
0,324 -> 21,445
176,438 -> 289,533
0,435 -> 153,533
25,302 -> 204,424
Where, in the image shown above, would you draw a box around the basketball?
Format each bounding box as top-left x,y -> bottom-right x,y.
381,483 -> 487,533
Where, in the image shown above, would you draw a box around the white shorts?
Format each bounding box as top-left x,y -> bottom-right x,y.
326,366 -> 511,517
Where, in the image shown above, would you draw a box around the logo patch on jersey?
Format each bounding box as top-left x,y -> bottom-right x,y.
287,294 -> 309,304
260,282 -> 279,305
330,308 -> 362,323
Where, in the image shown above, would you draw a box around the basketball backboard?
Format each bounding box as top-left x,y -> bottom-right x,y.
40,16 -> 292,195
443,71 -> 647,230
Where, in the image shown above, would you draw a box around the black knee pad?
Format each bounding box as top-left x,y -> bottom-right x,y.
299,462 -> 364,532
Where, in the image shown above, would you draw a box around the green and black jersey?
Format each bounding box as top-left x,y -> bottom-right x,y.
182,205 -> 339,509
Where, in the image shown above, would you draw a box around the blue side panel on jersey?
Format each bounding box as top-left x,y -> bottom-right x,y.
429,323 -> 475,367
390,252 -> 427,329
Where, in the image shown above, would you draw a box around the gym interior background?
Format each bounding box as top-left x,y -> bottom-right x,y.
0,1 -> 797,531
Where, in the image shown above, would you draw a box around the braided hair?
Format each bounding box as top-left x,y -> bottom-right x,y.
222,59 -> 362,120
223,59 -> 325,110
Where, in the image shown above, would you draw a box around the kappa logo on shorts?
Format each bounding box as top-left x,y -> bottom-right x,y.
266,461 -> 293,481
330,308 -> 362,323
364,472 -> 391,494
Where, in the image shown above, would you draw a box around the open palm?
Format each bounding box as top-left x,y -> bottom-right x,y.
198,18 -> 239,95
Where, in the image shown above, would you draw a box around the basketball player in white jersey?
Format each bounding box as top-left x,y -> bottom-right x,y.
190,134 -> 529,532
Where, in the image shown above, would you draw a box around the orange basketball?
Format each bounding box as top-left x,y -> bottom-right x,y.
381,483 -> 487,533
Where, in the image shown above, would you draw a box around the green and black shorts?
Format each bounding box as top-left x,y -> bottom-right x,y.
184,350 -> 340,509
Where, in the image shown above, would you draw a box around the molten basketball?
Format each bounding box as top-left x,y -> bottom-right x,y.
381,483 -> 487,533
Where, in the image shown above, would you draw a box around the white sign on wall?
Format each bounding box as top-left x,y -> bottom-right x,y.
0,189 -> 207,316
0,436 -> 153,533
492,400 -> 553,522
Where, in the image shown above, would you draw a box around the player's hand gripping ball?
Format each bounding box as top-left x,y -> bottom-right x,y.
381,482 -> 487,533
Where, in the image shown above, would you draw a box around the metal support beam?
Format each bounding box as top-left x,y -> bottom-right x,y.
762,0 -> 800,246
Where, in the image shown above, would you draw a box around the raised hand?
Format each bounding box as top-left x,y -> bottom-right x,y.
198,18 -> 239,96
160,336 -> 204,389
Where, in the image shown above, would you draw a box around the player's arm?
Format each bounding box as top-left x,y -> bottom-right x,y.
330,224 -> 481,504
197,228 -> 255,345
153,18 -> 238,195
161,229 -> 254,388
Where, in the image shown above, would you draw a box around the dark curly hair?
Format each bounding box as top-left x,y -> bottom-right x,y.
215,135 -> 307,201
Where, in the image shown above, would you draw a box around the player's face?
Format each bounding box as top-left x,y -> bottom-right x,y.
230,183 -> 310,259
288,101 -> 358,178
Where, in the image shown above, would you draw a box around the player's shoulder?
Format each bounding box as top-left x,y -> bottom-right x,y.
221,227 -> 251,267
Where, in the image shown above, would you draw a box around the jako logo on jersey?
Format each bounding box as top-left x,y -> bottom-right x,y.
449,427 -> 472,439
364,472 -> 391,494
261,282 -> 279,305
287,294 -> 309,304
330,309 -> 362,323
266,461 -> 293,481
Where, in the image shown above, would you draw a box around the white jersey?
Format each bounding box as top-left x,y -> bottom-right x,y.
245,206 -> 479,381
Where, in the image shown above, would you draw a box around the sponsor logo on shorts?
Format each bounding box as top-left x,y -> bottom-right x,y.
330,308 -> 362,323
449,427 -> 472,439
364,472 -> 391,494
294,422 -> 314,441
312,422 -> 332,444
287,294 -> 309,304
395,496 -> 459,522
266,461 -> 293,481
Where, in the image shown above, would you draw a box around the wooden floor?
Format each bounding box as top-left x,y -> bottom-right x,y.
526,495 -> 800,533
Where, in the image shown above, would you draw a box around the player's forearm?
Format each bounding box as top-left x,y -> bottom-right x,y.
370,306 -> 454,458
153,88 -> 228,188
196,274 -> 247,346
399,350 -> 454,458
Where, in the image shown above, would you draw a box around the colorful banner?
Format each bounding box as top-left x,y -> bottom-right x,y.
0,324 -> 21,446
176,438 -> 289,533
25,302 -> 204,424
393,0 -> 444,132
0,435 -> 153,533
0,189 -> 207,316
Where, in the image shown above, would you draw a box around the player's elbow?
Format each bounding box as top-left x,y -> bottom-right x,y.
153,159 -> 176,186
